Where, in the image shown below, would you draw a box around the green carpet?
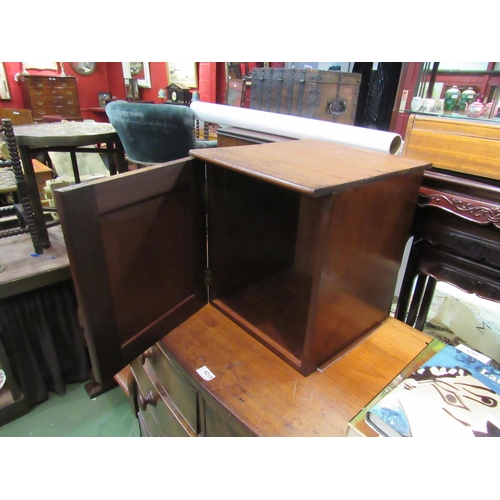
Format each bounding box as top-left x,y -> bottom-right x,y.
0,381 -> 140,437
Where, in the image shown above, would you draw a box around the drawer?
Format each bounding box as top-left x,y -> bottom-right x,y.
131,357 -> 196,437
29,88 -> 54,98
51,79 -> 76,90
50,88 -> 78,98
32,96 -> 79,107
27,78 -> 52,89
203,396 -> 255,437
32,107 -> 81,119
144,343 -> 198,432
138,405 -> 164,437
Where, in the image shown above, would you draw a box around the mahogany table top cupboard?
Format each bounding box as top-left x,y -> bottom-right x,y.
55,139 -> 430,436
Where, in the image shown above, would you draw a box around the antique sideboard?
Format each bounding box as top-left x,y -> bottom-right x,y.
55,138 -> 430,436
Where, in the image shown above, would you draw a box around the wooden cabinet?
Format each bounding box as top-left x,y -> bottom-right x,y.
55,139 -> 430,435
18,75 -> 82,122
395,115 -> 500,330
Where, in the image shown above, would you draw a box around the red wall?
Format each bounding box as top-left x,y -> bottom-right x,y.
1,62 -> 219,121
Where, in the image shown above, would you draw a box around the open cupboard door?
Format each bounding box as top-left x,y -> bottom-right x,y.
55,158 -> 207,385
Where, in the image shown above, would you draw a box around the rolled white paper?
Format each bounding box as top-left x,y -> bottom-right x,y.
191,101 -> 402,155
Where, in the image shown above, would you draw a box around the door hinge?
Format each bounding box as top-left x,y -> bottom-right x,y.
204,268 -> 212,287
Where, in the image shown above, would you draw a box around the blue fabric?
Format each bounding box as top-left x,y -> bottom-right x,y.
106,101 -> 216,165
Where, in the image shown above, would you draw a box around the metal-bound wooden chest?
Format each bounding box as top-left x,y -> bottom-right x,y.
250,68 -> 362,125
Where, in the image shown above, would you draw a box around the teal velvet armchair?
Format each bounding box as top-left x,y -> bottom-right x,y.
106,101 -> 217,166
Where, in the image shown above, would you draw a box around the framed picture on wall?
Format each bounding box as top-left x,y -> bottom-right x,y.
124,79 -> 140,100
23,62 -> 58,71
122,63 -> 151,88
0,63 -> 11,100
167,62 -> 198,88
98,92 -> 111,108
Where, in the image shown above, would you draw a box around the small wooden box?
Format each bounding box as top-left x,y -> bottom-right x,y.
250,68 -> 361,125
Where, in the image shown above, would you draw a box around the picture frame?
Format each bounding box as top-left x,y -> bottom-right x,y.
167,62 -> 198,88
23,62 -> 58,71
0,63 -> 10,100
124,78 -> 140,100
98,92 -> 111,108
122,62 -> 151,88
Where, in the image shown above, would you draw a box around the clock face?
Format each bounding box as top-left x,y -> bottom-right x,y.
171,90 -> 177,102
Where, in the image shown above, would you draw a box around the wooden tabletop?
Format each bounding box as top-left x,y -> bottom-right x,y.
0,226 -> 70,299
162,305 -> 431,436
13,122 -> 118,148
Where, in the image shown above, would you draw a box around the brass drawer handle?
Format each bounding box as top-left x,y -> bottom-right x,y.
66,100 -> 75,105
138,390 -> 157,411
140,348 -> 154,364
36,101 -> 44,106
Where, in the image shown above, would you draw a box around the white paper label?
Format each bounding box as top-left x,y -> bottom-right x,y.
196,365 -> 216,381
456,344 -> 491,365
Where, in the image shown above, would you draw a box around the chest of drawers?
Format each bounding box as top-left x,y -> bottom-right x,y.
18,75 -> 82,121
128,306 -> 430,437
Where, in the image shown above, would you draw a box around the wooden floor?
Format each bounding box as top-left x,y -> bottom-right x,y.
0,226 -> 70,299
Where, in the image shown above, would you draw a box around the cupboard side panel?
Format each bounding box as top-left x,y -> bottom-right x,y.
303,171 -> 424,372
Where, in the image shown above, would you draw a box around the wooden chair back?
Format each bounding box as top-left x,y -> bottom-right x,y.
0,108 -> 34,125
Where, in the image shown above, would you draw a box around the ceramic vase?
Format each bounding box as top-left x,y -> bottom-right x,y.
467,99 -> 485,118
444,86 -> 461,114
460,87 -> 476,114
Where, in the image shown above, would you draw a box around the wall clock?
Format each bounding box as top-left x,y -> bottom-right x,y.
70,62 -> 97,76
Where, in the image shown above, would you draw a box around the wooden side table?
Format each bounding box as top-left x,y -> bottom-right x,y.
13,122 -> 127,250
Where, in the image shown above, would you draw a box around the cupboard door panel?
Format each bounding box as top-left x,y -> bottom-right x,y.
55,158 -> 207,384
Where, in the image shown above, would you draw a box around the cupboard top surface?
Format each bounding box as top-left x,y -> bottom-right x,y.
190,139 -> 431,197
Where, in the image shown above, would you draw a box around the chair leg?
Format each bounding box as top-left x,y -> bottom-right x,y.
414,276 -> 437,331
394,252 -> 419,322
2,119 -> 46,253
405,274 -> 427,327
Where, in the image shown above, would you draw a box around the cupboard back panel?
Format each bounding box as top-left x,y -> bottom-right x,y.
208,165 -> 301,298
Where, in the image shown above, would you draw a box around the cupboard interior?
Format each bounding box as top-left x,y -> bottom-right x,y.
207,165 -> 320,369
